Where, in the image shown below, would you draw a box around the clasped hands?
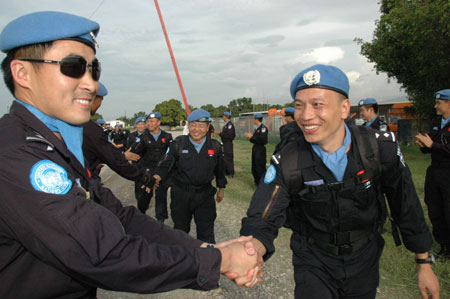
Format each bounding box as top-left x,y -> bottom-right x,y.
206,236 -> 264,288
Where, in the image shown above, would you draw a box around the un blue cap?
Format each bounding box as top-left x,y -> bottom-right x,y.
188,109 -> 211,122
290,64 -> 349,99
254,113 -> 263,118
223,111 -> 232,117
134,116 -> 146,126
96,118 -> 105,125
358,98 -> 378,106
97,82 -> 108,97
0,11 -> 100,53
284,107 -> 295,116
435,89 -> 450,100
146,112 -> 162,119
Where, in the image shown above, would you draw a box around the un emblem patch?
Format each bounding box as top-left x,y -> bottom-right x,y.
29,160 -> 72,194
264,165 -> 277,184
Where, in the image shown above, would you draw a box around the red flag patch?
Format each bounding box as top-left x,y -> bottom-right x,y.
161,138 -> 166,142
208,149 -> 215,155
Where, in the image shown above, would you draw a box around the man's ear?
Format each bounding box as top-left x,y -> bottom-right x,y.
341,98 -> 351,119
10,60 -> 33,89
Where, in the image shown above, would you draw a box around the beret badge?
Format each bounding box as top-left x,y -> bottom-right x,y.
303,70 -> 321,86
436,94 -> 441,99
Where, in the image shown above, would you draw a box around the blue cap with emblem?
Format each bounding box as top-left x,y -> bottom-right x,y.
435,89 -> 450,100
187,109 -> 211,122
254,113 -> 263,118
97,82 -> 108,97
358,98 -> 378,106
96,118 -> 105,125
0,11 -> 100,53
146,112 -> 162,120
134,116 -> 146,126
284,107 -> 295,116
290,64 -> 349,99
224,111 -> 232,117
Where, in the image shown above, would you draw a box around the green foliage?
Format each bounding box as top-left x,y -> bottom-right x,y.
90,113 -> 103,122
356,0 -> 450,120
154,99 -> 187,126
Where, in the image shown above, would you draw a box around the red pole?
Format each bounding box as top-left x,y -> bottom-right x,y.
154,0 -> 191,115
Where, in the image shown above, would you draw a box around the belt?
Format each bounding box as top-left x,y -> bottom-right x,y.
308,228 -> 373,256
174,180 -> 212,193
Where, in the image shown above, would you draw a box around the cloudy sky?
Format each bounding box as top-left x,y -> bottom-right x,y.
0,0 -> 407,120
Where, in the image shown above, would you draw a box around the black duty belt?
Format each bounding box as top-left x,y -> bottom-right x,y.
174,180 -> 212,193
308,227 -> 373,256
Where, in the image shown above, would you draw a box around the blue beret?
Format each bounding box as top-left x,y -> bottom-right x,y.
290,64 -> 349,99
284,107 -> 295,116
146,112 -> 162,119
223,111 -> 232,117
97,82 -> 108,97
0,11 -> 99,53
119,124 -> 123,127
187,109 -> 211,122
435,89 -> 450,100
96,118 -> 105,125
134,116 -> 146,126
358,98 -> 378,106
254,113 -> 263,118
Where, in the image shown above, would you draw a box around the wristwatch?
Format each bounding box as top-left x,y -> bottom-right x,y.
206,243 -> 215,248
415,254 -> 435,264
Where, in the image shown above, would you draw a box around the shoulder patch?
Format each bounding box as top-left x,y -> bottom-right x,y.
264,165 -> 277,184
29,160 -> 72,194
262,127 -> 267,133
380,124 -> 387,132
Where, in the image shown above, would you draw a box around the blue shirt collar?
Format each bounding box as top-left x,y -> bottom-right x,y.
365,115 -> 378,127
189,136 -> 206,153
150,129 -> 161,140
441,116 -> 450,129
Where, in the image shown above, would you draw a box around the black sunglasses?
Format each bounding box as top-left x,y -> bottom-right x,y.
19,56 -> 101,81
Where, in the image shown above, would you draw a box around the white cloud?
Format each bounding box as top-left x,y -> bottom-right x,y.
293,47 -> 345,65
346,71 -> 361,85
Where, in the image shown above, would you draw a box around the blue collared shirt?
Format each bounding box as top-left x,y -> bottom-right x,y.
189,136 -> 206,153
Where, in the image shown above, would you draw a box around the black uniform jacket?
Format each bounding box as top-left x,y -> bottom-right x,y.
155,135 -> 227,188
82,120 -> 142,181
420,117 -> 450,167
219,121 -> 236,142
110,129 -> 126,145
241,129 -> 432,260
363,115 -> 389,132
250,124 -> 268,146
0,102 -> 221,298
136,129 -> 173,170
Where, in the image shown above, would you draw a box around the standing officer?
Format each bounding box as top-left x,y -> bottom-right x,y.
245,113 -> 268,185
240,64 -> 439,298
134,112 -> 172,220
153,109 -> 227,243
273,106 -> 302,154
0,11 -> 262,297
83,82 -> 141,177
110,123 -> 126,148
217,111 -> 236,177
124,116 -> 146,150
358,98 -> 389,132
416,89 -> 450,259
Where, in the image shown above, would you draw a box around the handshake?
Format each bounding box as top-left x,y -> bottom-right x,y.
204,236 -> 265,288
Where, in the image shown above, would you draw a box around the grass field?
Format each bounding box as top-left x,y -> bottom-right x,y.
225,138 -> 450,298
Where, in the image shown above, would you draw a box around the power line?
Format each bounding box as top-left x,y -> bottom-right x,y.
88,0 -> 106,19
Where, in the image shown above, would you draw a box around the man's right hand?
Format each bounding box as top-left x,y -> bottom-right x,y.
124,148 -> 140,161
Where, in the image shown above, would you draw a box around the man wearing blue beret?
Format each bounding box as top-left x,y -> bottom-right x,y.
240,64 -> 439,298
153,109 -> 229,244
416,89 -> 450,260
216,111 -> 236,177
0,11 -> 262,297
245,113 -> 269,185
273,106 -> 302,154
358,98 -> 390,132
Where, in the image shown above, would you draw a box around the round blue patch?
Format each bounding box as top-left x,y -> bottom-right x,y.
29,160 -> 72,194
264,165 -> 277,184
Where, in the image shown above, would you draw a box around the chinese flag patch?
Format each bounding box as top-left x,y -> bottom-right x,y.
208,149 -> 215,155
161,138 -> 166,142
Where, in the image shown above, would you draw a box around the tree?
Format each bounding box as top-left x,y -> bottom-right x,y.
90,113 -> 103,122
154,99 -> 187,126
117,116 -> 130,127
228,97 -> 253,115
355,0 -> 450,120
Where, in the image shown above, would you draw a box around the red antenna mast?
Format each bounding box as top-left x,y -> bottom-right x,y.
154,0 -> 191,115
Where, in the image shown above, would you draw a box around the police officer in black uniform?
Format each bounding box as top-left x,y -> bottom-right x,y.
358,98 -> 390,132
153,109 -> 227,243
110,123 -> 126,148
133,112 -> 172,219
217,111 -> 236,177
245,113 -> 268,185
0,11 -> 262,297
416,89 -> 450,259
240,64 -> 439,298
273,107 -> 302,155
124,116 -> 146,150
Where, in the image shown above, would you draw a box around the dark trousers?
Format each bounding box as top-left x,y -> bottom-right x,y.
135,180 -> 169,220
135,181 -> 152,214
251,144 -> 266,184
223,141 -> 234,175
425,166 -> 450,245
170,184 -> 217,243
291,232 -> 383,299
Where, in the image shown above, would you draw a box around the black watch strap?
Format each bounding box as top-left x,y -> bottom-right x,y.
415,254 -> 435,264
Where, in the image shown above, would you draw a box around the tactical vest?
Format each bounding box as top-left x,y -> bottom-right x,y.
278,125 -> 400,255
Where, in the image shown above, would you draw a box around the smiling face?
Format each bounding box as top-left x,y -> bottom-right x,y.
146,118 -> 161,133
18,40 -> 98,125
294,88 -> 350,153
188,121 -> 209,143
136,121 -> 146,133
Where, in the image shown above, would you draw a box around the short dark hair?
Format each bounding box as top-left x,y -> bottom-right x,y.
1,42 -> 53,95
364,104 -> 378,114
256,117 -> 263,122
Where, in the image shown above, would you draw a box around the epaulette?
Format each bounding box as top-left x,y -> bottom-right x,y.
25,127 -> 55,151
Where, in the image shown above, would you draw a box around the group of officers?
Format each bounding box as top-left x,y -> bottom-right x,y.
0,9 -> 447,299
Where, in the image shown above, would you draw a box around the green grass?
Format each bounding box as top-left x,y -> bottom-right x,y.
222,138 -> 450,297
